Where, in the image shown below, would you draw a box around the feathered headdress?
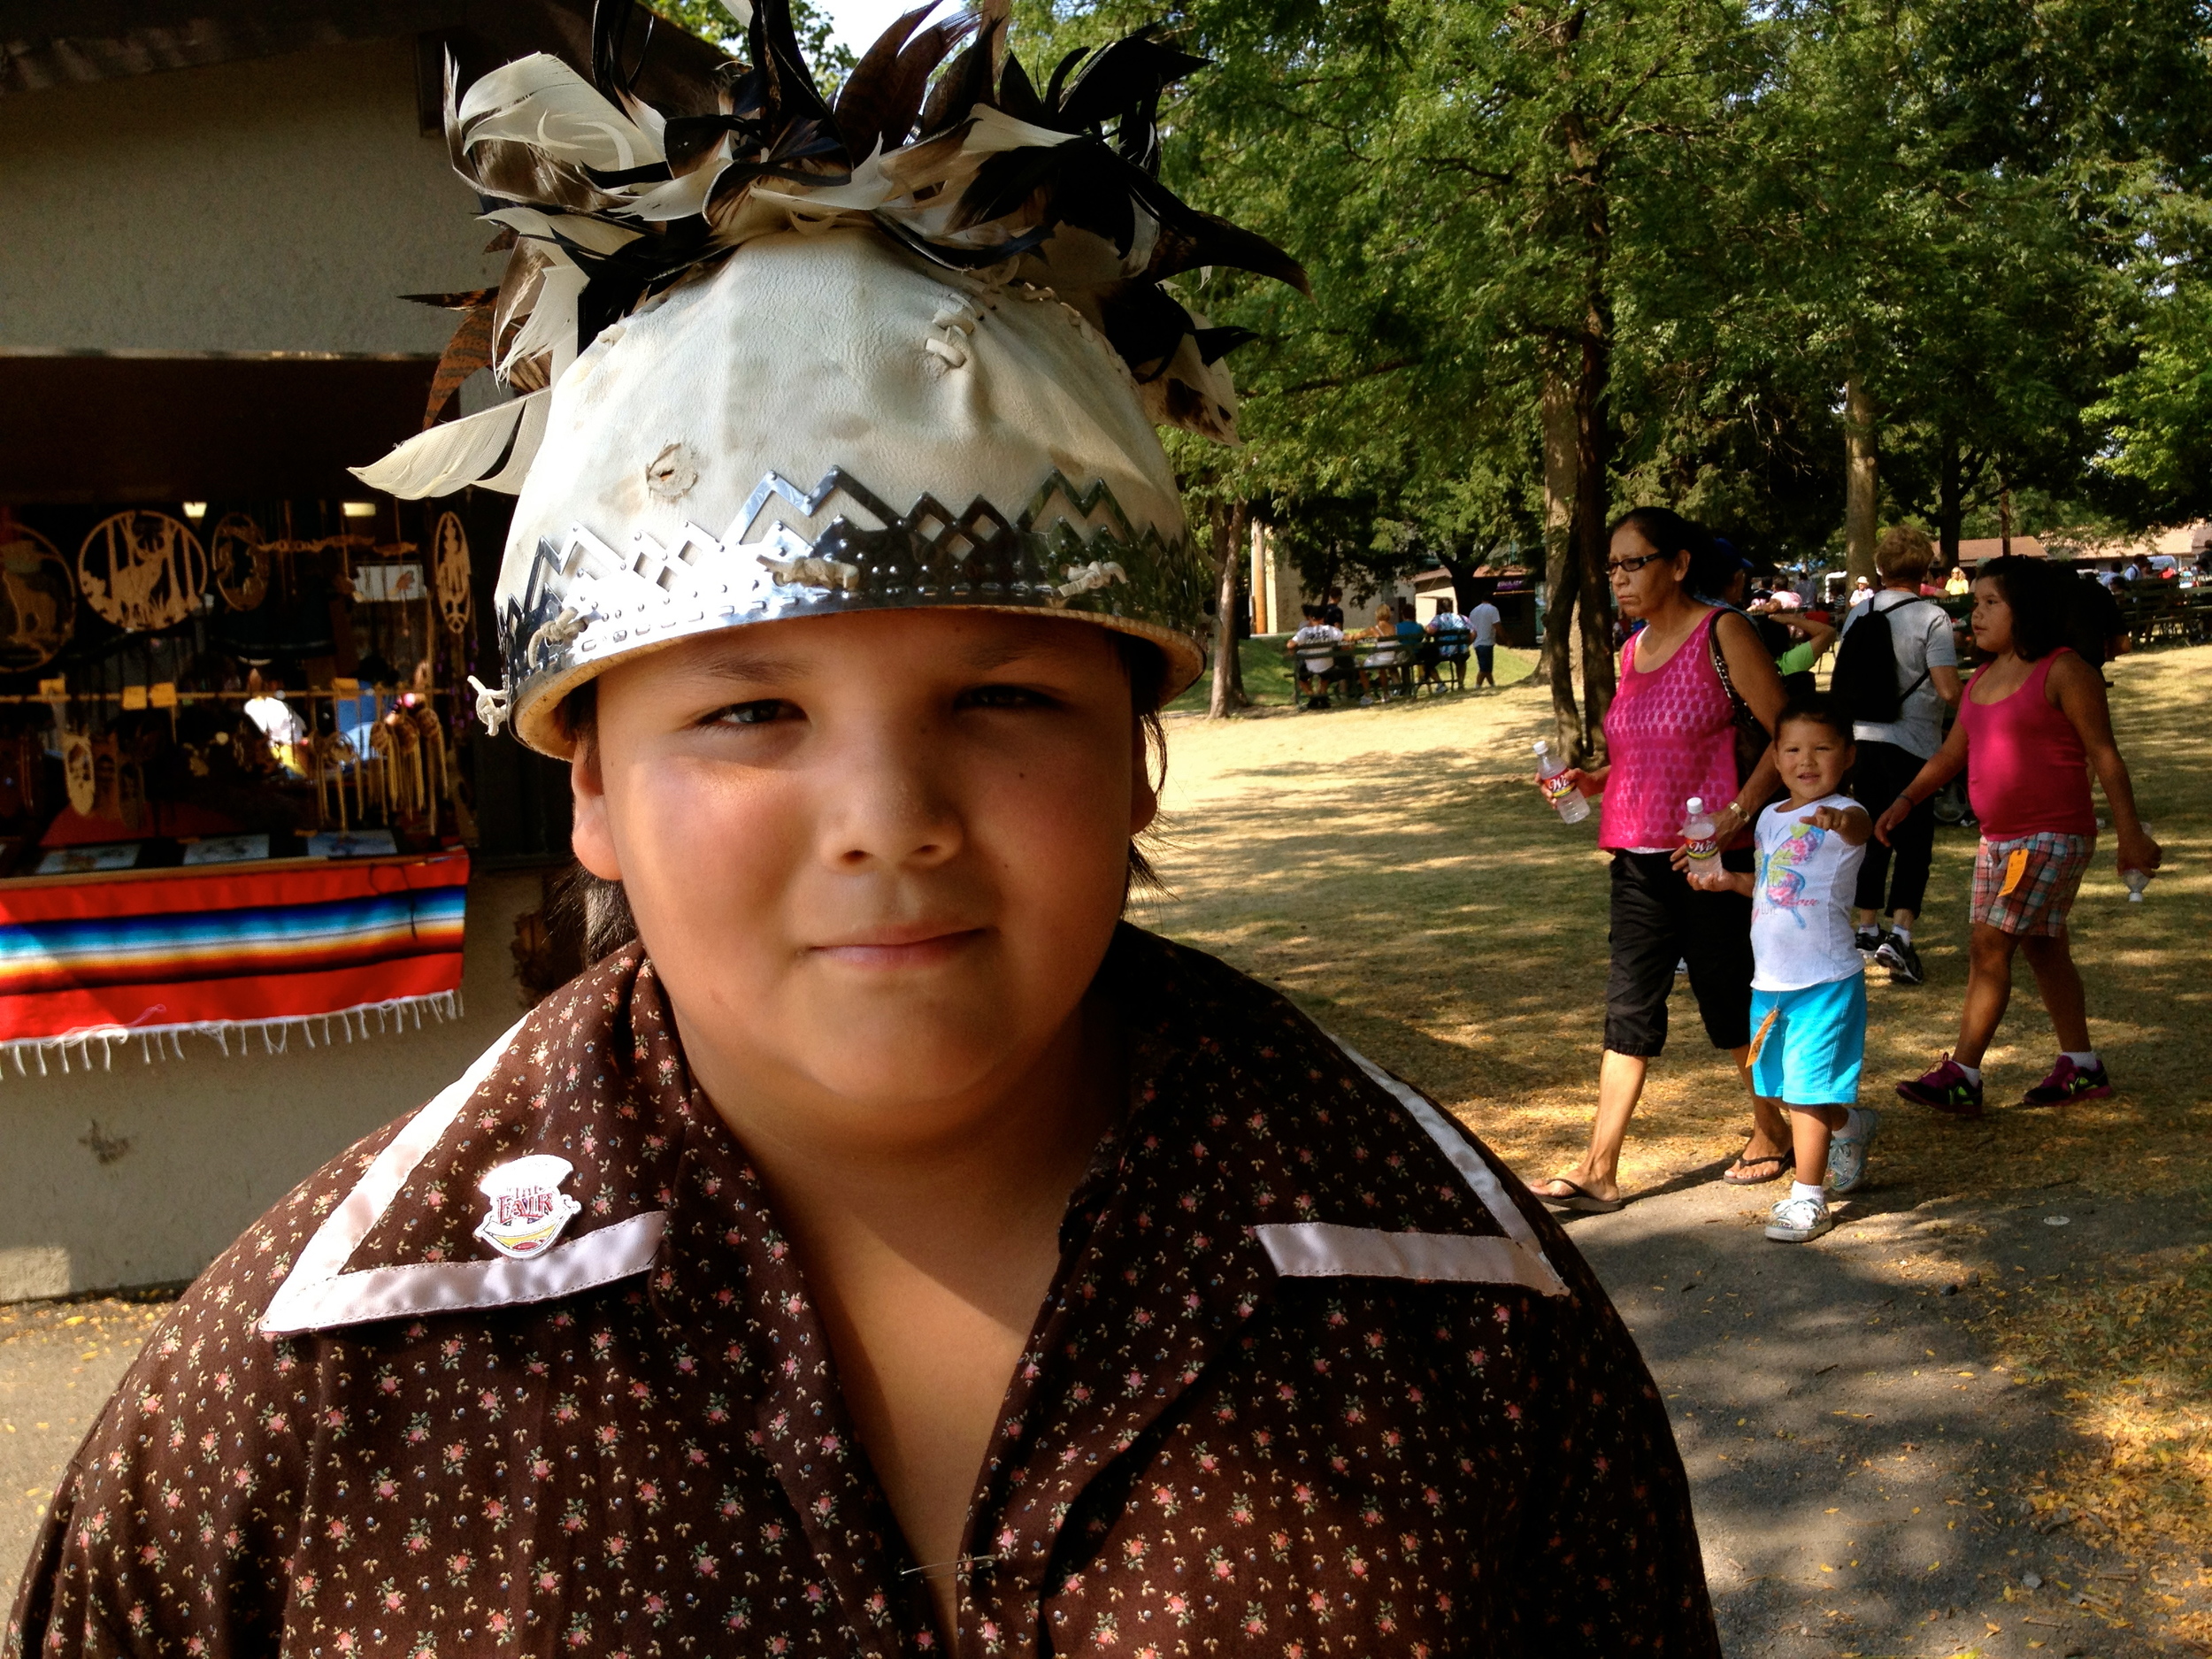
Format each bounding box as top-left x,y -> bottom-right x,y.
358,0 -> 1306,498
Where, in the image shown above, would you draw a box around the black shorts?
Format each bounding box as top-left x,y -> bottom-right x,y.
1603,848 -> 1755,1057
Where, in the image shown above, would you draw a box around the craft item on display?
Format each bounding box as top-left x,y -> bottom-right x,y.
312,731 -> 364,832
34,842 -> 140,876
119,686 -> 148,712
114,749 -> 148,834
89,737 -> 121,824
149,682 -> 178,709
370,708 -> 424,824
353,563 -> 426,603
210,513 -> 271,611
0,523 -> 76,673
0,849 -> 467,1071
307,828 -> 399,859
433,512 -> 472,636
180,834 -> 272,866
61,731 -> 95,816
77,511 -> 209,631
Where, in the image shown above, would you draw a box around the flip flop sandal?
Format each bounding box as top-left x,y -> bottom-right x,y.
1532,1177 -> 1625,1214
1723,1148 -> 1790,1186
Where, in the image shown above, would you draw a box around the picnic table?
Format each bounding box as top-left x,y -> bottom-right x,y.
1287,632 -> 1467,703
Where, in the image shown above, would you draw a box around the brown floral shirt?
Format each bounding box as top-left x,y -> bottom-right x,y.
9,926 -> 1717,1658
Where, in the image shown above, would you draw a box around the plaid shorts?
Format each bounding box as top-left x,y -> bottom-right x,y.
1970,833 -> 2093,936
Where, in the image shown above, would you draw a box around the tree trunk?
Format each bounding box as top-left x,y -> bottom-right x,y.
1844,377 -> 1878,585
1206,500 -> 1250,718
1540,364 -> 1584,758
1571,277 -> 1617,762
1998,479 -> 2013,557
1936,429 -> 1963,572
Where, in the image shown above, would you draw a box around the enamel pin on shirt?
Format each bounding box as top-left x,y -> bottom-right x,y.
474,1154 -> 581,1259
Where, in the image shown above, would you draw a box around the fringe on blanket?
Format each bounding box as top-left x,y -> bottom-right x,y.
0,989 -> 466,1079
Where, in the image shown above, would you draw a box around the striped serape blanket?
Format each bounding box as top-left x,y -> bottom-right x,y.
0,851 -> 468,1071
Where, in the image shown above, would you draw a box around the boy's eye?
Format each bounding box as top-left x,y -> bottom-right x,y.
958,683 -> 1054,710
711,699 -> 799,726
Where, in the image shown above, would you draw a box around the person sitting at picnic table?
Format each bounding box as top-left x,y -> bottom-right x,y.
1428,603 -> 1473,688
1286,603 -> 1347,709
1356,602 -> 1402,703
1394,599 -> 1440,693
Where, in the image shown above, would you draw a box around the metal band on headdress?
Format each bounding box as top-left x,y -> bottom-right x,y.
355,0 -> 1305,755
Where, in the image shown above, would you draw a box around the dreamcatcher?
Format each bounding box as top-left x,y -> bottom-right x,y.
0,520 -> 76,672
210,513 -> 271,611
78,511 -> 208,631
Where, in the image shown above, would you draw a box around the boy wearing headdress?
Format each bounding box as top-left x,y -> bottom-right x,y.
9,6 -> 1720,1654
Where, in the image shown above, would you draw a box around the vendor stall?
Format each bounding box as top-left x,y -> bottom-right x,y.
0,496 -> 489,1065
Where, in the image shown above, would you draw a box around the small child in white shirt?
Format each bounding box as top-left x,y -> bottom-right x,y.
1687,695 -> 1880,1242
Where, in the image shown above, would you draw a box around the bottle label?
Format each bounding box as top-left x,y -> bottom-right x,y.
1540,773 -> 1575,805
1682,835 -> 1718,862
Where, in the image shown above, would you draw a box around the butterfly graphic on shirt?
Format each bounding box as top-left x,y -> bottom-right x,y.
1758,821 -> 1829,926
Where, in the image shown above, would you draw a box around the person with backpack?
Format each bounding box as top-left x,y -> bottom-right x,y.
1833,526 -> 1961,985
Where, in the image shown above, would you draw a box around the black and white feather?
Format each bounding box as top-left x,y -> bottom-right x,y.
357,0 -> 1305,497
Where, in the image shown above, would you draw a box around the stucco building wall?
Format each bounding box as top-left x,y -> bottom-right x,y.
0,36 -> 496,356
0,872 -> 543,1301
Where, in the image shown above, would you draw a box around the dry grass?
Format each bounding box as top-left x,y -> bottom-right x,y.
1140,641 -> 2212,1579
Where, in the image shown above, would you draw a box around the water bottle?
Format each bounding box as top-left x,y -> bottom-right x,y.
2124,868 -> 2152,902
1533,741 -> 1591,825
1680,796 -> 1720,872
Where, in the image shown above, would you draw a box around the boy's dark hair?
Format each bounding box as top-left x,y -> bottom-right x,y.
1607,506 -> 1734,597
1301,603 -> 1320,620
1974,555 -> 2070,660
549,629 -> 1173,968
1774,691 -> 1855,744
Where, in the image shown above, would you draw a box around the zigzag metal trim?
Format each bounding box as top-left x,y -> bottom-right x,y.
490,468 -> 1203,733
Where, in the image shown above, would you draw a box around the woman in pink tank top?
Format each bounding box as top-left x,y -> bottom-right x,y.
1877,557 -> 2162,1116
1531,509 -> 1791,1212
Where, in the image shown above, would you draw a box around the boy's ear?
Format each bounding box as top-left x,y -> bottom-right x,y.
570,733 -> 624,881
1128,715 -> 1159,839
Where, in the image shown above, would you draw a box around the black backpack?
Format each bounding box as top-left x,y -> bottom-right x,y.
1831,595 -> 1931,725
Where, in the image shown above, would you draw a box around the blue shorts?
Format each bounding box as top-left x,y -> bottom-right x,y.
1748,975 -> 1867,1105
1474,644 -> 1496,673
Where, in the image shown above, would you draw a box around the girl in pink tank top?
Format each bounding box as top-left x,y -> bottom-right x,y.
1878,557 -> 2162,1116
1600,610 -> 1747,850
1954,649 -> 2093,839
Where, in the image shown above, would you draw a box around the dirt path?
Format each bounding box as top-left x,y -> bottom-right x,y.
1564,1151 -> 2212,1657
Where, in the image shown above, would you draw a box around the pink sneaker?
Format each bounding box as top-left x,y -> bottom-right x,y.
1897,1055 -> 1984,1118
2022,1056 -> 2112,1107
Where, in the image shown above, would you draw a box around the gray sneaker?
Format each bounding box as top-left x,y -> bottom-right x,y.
1764,1194 -> 1833,1243
1826,1107 -> 1879,1194
1873,936 -> 1924,984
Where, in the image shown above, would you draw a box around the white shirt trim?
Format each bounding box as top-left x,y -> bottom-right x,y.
260,1017 -> 669,1336
1256,1038 -> 1566,1296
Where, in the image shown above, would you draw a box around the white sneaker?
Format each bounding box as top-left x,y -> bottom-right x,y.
1826,1107 -> 1878,1194
1764,1194 -> 1832,1243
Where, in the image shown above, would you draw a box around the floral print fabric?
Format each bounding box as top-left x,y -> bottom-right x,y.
9,926 -> 1718,1658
